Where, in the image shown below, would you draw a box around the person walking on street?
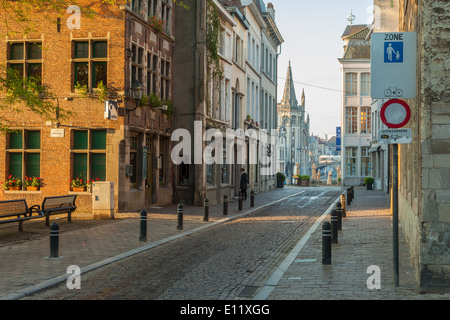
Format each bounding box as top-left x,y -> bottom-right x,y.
240,168 -> 248,200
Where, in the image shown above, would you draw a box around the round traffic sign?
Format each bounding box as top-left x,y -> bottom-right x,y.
380,99 -> 411,128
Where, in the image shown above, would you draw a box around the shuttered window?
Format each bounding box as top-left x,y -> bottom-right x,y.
9,132 -> 23,149
27,131 -> 40,149
92,129 -> 106,150
72,130 -> 107,184
74,130 -> 88,149
73,153 -> 88,181
9,153 -> 22,178
92,153 -> 106,181
27,153 -> 40,178
6,130 -> 41,183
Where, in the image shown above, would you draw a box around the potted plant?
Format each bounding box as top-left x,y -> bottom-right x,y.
149,16 -> 165,33
2,175 -> 22,190
364,177 -> 374,190
70,177 -> 87,192
301,175 -> 310,187
25,176 -> 42,191
276,172 -> 286,188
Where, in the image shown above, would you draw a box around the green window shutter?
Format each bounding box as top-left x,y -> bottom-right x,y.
10,43 -> 24,60
91,153 -> 106,181
73,153 -> 87,181
74,41 -> 89,58
9,131 -> 23,149
28,43 -> 42,60
92,130 -> 106,150
93,41 -> 107,58
74,130 -> 88,149
27,131 -> 40,149
9,153 -> 22,178
26,153 -> 40,177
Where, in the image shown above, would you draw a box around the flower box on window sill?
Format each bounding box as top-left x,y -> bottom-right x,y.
26,186 -> 39,191
72,187 -> 86,193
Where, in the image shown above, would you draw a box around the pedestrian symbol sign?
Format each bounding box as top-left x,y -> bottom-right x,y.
384,42 -> 403,63
371,32 -> 417,99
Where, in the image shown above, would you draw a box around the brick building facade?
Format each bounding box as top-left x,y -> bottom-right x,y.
0,0 -> 175,215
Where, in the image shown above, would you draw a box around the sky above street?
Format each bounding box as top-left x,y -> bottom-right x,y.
268,0 -> 373,139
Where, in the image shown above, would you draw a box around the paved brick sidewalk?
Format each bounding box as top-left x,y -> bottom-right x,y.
0,186 -> 307,300
265,187 -> 450,300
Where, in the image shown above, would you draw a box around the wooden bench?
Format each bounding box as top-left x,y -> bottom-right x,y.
0,199 -> 44,231
38,195 -> 78,226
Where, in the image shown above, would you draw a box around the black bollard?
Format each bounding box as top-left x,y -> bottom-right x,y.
347,188 -> 351,205
204,198 -> 209,222
322,222 -> 332,265
331,209 -> 338,244
223,195 -> 228,216
238,192 -> 243,211
50,222 -> 59,258
351,186 -> 354,201
336,202 -> 342,231
177,203 -> 183,230
250,191 -> 255,207
139,210 -> 147,242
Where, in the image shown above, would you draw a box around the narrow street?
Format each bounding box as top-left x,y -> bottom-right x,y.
23,189 -> 342,300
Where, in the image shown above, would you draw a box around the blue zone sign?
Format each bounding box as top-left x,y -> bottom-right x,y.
384,41 -> 403,63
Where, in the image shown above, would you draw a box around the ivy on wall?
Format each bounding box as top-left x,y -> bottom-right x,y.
205,0 -> 224,116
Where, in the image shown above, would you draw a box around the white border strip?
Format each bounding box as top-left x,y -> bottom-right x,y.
253,195 -> 341,300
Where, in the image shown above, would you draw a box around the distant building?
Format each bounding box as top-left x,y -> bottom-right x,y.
277,62 -> 310,183
338,24 -> 372,186
174,0 -> 283,205
367,0 -> 400,192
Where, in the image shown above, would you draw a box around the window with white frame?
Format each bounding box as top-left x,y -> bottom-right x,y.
345,107 -> 358,134
361,147 -> 371,177
346,147 -> 357,177
360,72 -> 371,96
360,107 -> 371,134
345,72 -> 357,96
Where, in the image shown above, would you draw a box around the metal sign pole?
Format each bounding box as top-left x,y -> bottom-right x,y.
393,143 -> 399,286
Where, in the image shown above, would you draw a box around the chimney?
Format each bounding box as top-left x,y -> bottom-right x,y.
267,2 -> 275,20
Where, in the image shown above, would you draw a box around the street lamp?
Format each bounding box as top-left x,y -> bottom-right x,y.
126,82 -> 143,113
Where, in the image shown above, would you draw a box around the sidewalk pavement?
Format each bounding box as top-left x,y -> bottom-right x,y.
0,186 -> 308,300
264,187 -> 450,300
1,186 -> 448,300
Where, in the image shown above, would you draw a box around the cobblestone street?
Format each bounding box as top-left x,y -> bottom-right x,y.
1,186 -> 448,304
19,188 -> 342,300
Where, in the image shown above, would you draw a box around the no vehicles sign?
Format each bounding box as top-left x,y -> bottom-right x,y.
371,32 -> 417,99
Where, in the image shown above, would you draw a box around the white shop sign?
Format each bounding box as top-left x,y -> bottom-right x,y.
50,128 -> 65,137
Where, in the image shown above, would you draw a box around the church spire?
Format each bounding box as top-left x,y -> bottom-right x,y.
281,61 -> 298,107
301,88 -> 305,106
